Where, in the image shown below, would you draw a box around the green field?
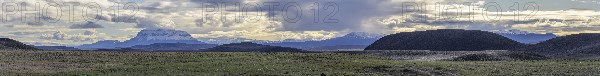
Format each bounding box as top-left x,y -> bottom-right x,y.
1,50 -> 599,76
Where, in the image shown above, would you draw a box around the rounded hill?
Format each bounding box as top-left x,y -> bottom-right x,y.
0,38 -> 38,50
365,29 -> 525,51
518,33 -> 600,57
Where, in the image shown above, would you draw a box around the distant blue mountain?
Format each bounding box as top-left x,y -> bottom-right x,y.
77,28 -> 206,50
491,30 -> 557,44
204,42 -> 307,52
264,32 -> 383,50
77,40 -> 121,50
197,37 -> 273,44
34,46 -> 80,50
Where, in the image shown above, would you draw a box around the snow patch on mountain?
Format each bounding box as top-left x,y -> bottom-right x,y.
130,28 -> 197,41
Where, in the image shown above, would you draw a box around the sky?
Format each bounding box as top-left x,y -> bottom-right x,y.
1,0 -> 600,46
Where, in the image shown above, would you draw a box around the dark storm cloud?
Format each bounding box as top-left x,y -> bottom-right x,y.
70,21 -> 104,29
27,22 -> 45,26
381,14 -> 545,31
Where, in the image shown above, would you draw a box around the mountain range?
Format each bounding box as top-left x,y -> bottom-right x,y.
491,29 -> 557,44
2,29 -> 600,59
76,28 -> 384,51
197,37 -> 273,44
264,32 -> 384,50
203,42 -> 307,52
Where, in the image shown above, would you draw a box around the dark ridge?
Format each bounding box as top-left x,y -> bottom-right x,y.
0,38 -> 38,50
204,42 -> 308,52
305,45 -> 369,51
34,46 -> 80,51
129,43 -> 218,51
449,52 -> 548,61
518,33 -> 600,57
365,29 -> 526,51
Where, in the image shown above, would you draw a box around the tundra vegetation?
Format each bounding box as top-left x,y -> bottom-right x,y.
1,50 -> 599,76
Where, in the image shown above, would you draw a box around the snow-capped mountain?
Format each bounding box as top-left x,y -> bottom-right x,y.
117,29 -> 205,47
264,32 -> 384,50
77,29 -> 206,49
491,29 -> 557,44
129,29 -> 199,41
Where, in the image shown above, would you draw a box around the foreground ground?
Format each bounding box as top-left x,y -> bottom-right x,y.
0,50 -> 599,75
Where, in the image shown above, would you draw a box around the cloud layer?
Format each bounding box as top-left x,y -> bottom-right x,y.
0,0 -> 600,46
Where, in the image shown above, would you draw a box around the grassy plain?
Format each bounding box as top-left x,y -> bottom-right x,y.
0,50 -> 599,76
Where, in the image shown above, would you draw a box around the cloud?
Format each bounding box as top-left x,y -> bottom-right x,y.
9,32 -> 37,35
38,31 -> 107,42
192,30 -> 339,41
70,21 -> 104,29
24,42 -> 67,46
83,30 -> 97,35
2,0 -> 600,46
26,22 -> 45,26
40,31 -> 69,40
134,18 -> 176,29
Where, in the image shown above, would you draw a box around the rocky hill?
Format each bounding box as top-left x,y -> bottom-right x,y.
0,38 -> 38,50
365,29 -> 526,51
205,42 -> 307,52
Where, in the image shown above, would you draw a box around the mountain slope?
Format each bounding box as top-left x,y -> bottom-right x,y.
365,29 -> 526,51
265,32 -> 383,50
205,42 -> 306,52
0,38 -> 38,50
492,30 -> 557,44
518,33 -> 600,58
